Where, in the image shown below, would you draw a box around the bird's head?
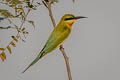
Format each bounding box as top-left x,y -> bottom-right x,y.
61,14 -> 87,26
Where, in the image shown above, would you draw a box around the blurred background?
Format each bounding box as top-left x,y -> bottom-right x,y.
0,0 -> 120,80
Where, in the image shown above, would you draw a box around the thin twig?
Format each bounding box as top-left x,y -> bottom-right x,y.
7,19 -> 20,32
19,8 -> 31,29
43,0 -> 72,80
0,26 -> 14,29
7,19 -> 17,28
17,8 -> 31,40
47,1 -> 56,27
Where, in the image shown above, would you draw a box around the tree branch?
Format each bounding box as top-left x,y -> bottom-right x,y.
47,2 -> 56,28
43,0 -> 72,80
60,45 -> 72,80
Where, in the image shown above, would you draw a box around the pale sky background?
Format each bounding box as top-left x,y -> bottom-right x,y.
0,0 -> 120,80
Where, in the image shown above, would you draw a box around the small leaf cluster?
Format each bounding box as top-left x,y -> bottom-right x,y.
0,36 -> 18,61
0,0 -> 37,61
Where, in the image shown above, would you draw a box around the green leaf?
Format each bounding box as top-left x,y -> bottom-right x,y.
0,0 -> 23,8
28,20 -> 35,29
0,51 -> 6,61
55,0 -> 59,3
0,26 -> 13,29
10,41 -> 16,47
7,45 -> 12,54
72,0 -> 75,3
0,17 -> 4,22
11,36 -> 18,42
0,17 -> 4,20
0,9 -> 14,18
7,0 -> 22,7
0,48 -> 4,51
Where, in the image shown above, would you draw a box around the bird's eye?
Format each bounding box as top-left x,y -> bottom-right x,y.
65,18 -> 74,21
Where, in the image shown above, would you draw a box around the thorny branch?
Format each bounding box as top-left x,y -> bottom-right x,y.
43,0 -> 72,80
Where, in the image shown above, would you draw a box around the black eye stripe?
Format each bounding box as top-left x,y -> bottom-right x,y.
65,18 -> 75,21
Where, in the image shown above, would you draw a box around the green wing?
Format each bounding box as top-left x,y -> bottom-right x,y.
41,25 -> 71,55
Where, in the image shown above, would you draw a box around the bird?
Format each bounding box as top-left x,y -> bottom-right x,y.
22,14 -> 87,73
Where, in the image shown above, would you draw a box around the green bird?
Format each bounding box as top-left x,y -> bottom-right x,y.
22,14 -> 86,73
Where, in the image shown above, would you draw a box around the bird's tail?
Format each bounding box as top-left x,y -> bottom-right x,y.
22,52 -> 44,73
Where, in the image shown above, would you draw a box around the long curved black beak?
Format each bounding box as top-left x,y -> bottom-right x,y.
74,16 -> 87,20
